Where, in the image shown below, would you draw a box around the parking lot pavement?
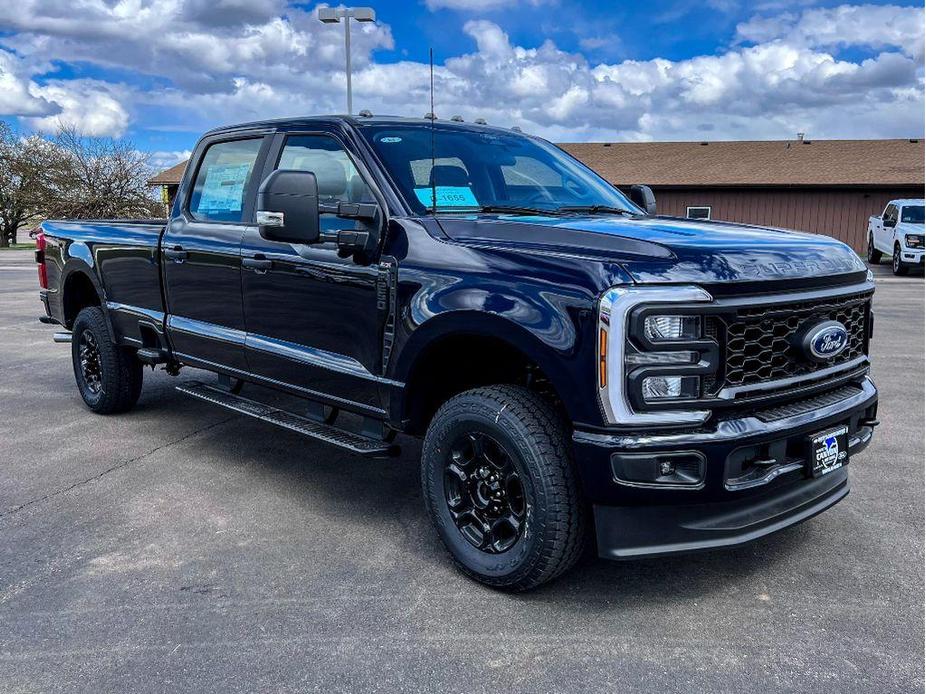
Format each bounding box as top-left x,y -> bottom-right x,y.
0,248 -> 922,693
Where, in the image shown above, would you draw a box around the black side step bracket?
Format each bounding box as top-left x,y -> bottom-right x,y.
176,381 -> 400,458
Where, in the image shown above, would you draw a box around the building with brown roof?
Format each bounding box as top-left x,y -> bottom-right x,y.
149,137 -> 923,252
560,137 -> 924,252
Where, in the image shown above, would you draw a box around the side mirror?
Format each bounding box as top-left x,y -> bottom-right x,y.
884,217 -> 896,228
630,184 -> 657,215
256,169 -> 320,244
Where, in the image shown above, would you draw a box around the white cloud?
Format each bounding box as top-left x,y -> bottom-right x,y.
425,0 -> 546,10
24,81 -> 130,137
737,3 -> 926,60
0,2 -> 922,144
148,149 -> 193,170
0,49 -> 58,117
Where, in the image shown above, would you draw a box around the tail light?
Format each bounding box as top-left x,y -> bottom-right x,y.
35,231 -> 47,289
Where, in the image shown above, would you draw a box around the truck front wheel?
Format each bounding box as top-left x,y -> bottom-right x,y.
893,243 -> 909,276
71,307 -> 144,414
421,385 -> 586,591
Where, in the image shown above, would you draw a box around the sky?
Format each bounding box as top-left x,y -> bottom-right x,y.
0,0 -> 923,170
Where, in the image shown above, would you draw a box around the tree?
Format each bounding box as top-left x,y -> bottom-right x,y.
0,124 -> 161,247
44,126 -> 161,220
0,123 -> 61,247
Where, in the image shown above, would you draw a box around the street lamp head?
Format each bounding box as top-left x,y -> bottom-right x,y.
318,7 -> 341,23
351,7 -> 376,21
318,6 -> 375,23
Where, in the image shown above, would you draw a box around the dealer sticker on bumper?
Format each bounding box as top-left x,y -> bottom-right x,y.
809,425 -> 849,478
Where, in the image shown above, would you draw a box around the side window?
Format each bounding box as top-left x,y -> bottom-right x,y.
687,206 -> 712,220
188,138 -> 263,223
277,135 -> 374,234
278,135 -> 373,204
883,205 -> 897,222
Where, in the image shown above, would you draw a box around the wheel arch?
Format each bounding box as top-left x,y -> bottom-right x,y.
394,311 -> 581,435
59,262 -> 113,341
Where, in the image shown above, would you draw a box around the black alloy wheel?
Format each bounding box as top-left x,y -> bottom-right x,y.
444,431 -> 526,554
421,385 -> 586,591
71,306 -> 144,414
78,330 -> 104,396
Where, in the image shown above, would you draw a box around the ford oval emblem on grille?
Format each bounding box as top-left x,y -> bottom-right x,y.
802,320 -> 849,362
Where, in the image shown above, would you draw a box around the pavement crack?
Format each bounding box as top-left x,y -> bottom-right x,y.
0,415 -> 237,519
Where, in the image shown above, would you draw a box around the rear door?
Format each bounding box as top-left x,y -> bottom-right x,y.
163,134 -> 269,373
239,130 -> 387,414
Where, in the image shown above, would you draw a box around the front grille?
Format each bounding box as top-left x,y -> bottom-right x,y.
710,291 -> 871,391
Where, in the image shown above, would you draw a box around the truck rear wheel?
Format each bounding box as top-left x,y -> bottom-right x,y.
867,234 -> 882,264
71,307 -> 144,414
421,385 -> 586,591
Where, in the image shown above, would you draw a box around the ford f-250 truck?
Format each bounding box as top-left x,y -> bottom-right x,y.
37,115 -> 879,590
867,198 -> 925,275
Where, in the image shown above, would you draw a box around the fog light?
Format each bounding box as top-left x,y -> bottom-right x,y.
611,452 -> 705,488
644,315 -> 701,341
642,375 -> 699,401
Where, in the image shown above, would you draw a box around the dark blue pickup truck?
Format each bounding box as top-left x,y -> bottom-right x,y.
37,115 -> 879,590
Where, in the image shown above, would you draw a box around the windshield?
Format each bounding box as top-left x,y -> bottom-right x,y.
900,205 -> 925,224
360,124 -> 639,215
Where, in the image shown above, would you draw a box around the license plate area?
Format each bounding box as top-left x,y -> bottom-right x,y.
808,425 -> 849,478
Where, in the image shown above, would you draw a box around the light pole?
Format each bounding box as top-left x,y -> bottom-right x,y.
318,6 -> 376,115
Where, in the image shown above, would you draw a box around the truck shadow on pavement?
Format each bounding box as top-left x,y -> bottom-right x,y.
125,372 -> 812,607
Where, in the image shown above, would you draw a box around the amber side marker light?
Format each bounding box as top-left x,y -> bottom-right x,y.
599,328 -> 608,388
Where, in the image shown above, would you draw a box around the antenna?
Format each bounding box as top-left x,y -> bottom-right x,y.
429,47 -> 437,215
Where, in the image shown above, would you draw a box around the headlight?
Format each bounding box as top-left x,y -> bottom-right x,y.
643,315 -> 701,341
597,286 -> 715,426
641,375 -> 700,401
904,234 -> 923,248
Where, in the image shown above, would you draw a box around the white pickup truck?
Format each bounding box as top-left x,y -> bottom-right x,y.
867,198 -> 925,275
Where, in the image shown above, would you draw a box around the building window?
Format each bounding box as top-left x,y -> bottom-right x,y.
686,206 -> 711,220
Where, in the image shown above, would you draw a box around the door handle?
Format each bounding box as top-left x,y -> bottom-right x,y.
242,255 -> 272,273
164,246 -> 188,263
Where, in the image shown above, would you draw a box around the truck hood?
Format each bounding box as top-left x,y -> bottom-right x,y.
437,213 -> 866,285
897,221 -> 924,236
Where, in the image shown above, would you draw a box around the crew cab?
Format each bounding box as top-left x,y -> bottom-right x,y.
37,115 -> 879,590
867,198 -> 925,275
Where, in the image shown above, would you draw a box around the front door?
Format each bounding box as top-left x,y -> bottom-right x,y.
163,136 -> 266,373
878,204 -> 898,252
240,132 -> 386,414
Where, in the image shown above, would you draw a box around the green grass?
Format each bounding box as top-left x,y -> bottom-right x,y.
0,243 -> 36,250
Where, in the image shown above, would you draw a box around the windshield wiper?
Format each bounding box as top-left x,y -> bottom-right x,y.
557,205 -> 637,216
474,205 -> 564,216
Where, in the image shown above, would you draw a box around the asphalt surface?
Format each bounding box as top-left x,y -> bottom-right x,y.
0,249 -> 923,693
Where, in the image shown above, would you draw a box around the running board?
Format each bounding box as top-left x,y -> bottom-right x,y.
176,381 -> 400,458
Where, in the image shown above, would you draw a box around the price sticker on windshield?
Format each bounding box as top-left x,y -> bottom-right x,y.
414,186 -> 479,208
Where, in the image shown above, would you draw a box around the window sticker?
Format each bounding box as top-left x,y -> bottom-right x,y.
198,162 -> 252,212
414,186 -> 479,208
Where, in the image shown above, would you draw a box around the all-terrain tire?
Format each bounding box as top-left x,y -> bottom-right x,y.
421,385 -> 586,591
71,307 -> 144,414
